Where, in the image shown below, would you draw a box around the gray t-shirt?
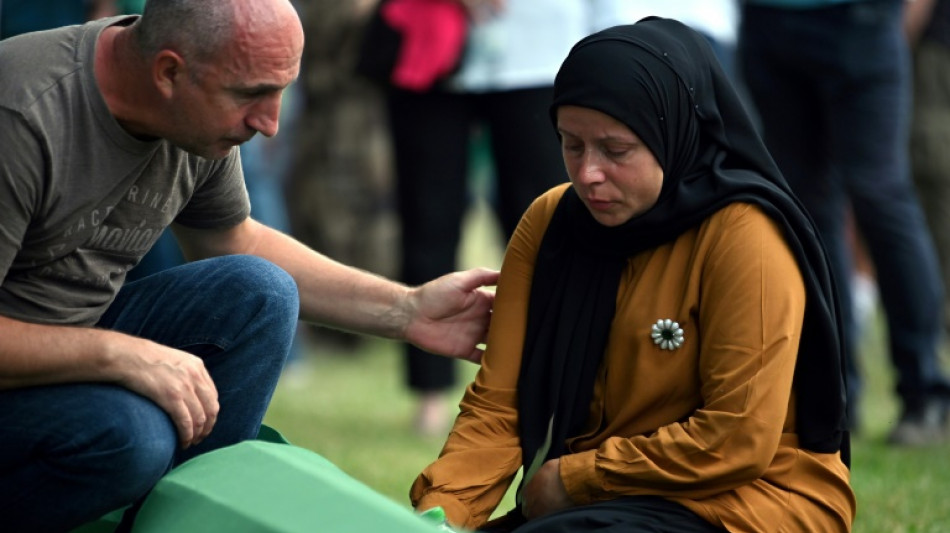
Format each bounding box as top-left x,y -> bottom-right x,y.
0,16 -> 252,326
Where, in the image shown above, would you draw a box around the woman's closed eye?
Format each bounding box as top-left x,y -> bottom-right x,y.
604,147 -> 630,158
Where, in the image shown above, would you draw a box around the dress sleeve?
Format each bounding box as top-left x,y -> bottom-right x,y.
409,186 -> 568,530
560,205 -> 807,501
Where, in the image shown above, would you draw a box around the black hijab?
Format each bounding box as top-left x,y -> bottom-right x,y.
516,18 -> 850,487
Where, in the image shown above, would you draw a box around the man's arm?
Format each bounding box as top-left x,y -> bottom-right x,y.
173,217 -> 497,361
0,314 -> 218,448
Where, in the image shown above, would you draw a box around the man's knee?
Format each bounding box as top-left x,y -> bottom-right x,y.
209,255 -> 300,325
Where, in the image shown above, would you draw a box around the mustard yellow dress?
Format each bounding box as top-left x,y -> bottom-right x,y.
411,184 -> 856,532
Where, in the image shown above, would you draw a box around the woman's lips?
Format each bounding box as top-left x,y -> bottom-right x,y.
586,197 -> 613,210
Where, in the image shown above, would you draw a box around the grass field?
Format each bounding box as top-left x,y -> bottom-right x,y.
263,202 -> 950,532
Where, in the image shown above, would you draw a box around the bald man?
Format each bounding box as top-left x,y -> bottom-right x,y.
0,0 -> 497,529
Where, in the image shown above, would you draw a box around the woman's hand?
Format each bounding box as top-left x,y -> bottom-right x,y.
522,458 -> 574,520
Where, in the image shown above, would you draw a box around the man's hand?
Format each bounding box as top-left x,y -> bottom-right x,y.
404,267 -> 498,363
114,340 -> 219,449
522,458 -> 573,520
0,314 -> 219,450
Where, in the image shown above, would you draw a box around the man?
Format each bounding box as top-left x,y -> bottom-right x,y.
0,0 -> 498,530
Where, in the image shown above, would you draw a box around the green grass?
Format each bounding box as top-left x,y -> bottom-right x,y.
846,309 -> 950,532
263,203 -> 950,531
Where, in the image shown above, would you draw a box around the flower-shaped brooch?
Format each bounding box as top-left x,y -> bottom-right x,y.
651,318 -> 684,350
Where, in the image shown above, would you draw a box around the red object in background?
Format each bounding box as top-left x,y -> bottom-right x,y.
381,0 -> 468,92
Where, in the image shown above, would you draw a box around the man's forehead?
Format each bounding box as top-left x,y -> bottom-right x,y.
216,39 -> 301,82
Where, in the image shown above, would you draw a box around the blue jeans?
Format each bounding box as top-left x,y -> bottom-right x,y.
0,255 -> 299,531
740,0 -> 949,417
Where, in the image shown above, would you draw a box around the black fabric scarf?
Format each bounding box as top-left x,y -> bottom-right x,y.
516,18 -> 850,488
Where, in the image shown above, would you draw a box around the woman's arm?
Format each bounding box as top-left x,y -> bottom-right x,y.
410,188 -> 565,529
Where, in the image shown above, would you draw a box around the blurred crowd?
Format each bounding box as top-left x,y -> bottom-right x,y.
3,0 -> 948,446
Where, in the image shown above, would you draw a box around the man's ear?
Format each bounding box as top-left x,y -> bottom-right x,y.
153,49 -> 186,98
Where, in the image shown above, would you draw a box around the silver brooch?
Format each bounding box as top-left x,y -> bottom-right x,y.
651,319 -> 684,350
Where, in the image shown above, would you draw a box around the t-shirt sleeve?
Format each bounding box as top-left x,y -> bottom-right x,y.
173,147 -> 251,229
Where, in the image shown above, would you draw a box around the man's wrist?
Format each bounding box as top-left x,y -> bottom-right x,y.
382,283 -> 415,342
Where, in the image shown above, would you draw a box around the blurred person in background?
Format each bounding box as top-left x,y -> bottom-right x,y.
907,0 -> 950,347
0,0 -> 122,38
284,0 -> 399,355
739,0 -> 950,445
366,0 -> 631,437
619,1 -> 740,78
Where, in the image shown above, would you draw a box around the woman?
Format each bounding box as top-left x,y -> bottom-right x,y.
410,18 -> 855,532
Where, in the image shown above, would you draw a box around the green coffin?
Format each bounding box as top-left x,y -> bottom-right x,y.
130,440 -> 443,532
72,426 -> 446,533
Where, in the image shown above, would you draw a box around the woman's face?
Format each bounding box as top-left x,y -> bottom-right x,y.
557,105 -> 664,227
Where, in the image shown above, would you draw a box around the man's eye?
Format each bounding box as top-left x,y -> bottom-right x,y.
236,89 -> 271,100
